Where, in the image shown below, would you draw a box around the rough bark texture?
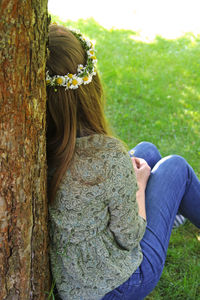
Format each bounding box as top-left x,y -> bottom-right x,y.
0,0 -> 50,299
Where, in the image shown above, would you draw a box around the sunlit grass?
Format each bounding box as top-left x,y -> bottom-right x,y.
50,15 -> 200,299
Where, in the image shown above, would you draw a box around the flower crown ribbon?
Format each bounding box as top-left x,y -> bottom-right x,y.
46,28 -> 97,90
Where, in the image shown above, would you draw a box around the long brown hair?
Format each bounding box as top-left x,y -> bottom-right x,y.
46,24 -> 111,202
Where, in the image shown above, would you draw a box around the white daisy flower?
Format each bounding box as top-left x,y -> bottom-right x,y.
82,74 -> 92,85
77,64 -> 85,73
87,49 -> 95,57
69,76 -> 83,89
129,150 -> 135,156
82,36 -> 91,48
46,71 -> 52,85
91,57 -> 97,64
91,69 -> 96,76
86,41 -> 92,48
55,76 -> 66,86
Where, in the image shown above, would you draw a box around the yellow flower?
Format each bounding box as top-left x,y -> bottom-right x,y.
72,79 -> 78,86
46,79 -> 51,85
91,56 -> 96,60
68,74 -> 73,78
56,77 -> 64,85
83,76 -> 88,82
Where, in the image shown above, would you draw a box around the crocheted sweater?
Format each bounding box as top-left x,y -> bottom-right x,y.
49,134 -> 147,300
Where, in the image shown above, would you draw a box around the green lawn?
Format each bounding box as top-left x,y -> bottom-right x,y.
50,16 -> 200,300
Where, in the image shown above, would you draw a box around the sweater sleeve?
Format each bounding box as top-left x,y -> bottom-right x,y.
107,145 -> 146,251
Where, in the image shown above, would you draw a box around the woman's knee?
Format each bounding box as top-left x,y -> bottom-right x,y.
163,155 -> 187,168
152,155 -> 188,179
132,141 -> 162,169
137,141 -> 159,154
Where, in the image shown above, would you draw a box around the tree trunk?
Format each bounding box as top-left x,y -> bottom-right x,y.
0,1 -> 50,299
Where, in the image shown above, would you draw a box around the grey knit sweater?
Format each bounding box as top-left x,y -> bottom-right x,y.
49,134 -> 146,300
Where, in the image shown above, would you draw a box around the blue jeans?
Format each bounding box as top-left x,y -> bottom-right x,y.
102,142 -> 200,300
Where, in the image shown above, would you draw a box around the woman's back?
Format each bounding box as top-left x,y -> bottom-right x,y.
49,134 -> 146,300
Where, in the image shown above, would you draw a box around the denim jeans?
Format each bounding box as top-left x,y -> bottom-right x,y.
102,142 -> 200,300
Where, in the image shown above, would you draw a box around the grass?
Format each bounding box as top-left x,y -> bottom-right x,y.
50,16 -> 200,299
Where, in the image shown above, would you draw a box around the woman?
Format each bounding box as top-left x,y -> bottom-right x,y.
46,24 -> 200,300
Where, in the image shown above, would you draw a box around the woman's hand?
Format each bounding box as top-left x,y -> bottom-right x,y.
131,157 -> 151,220
131,157 -> 151,191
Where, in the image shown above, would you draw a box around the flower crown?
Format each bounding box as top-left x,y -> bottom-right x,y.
46,28 -> 97,90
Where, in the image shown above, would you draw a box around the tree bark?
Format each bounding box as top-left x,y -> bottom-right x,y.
0,1 -> 50,299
